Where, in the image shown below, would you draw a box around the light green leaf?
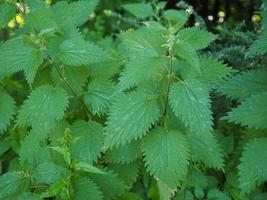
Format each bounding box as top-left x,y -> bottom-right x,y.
117,56 -> 168,91
0,36 -> 45,84
89,169 -> 126,200
84,79 -> 115,116
188,131 -> 224,169
175,41 -> 200,73
239,138 -> 267,193
53,0 -> 99,28
35,162 -> 65,184
218,69 -> 267,100
178,27 -> 216,50
19,132 -> 51,170
142,128 -> 190,188
51,65 -> 89,94
169,79 -> 213,134
48,35 -> 111,66
17,85 -> 69,135
105,140 -> 141,164
74,162 -> 105,174
0,171 -> 30,199
122,3 -> 154,18
225,93 -> 267,129
208,189 -> 231,200
163,10 -> 188,29
119,27 -> 165,58
0,3 -> 16,27
73,177 -> 103,200
70,120 -> 103,164
0,92 -> 16,133
104,91 -> 160,148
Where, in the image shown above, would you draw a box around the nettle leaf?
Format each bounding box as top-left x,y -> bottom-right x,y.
225,93 -> 267,129
0,36 -> 45,84
218,69 -> 267,100
177,27 -> 216,50
53,0 -> 99,28
0,171 -> 30,199
84,79 -> 115,116
109,161 -> 140,187
117,56 -> 168,91
175,41 -> 200,73
198,56 -> 234,86
0,92 -> 16,133
89,169 -> 126,200
119,27 -> 165,58
169,79 -> 213,134
0,2 -> 16,27
51,65 -> 89,94
17,192 -> 40,200
142,128 -> 190,188
163,10 -> 188,29
19,132 -> 51,170
48,33 -> 111,66
207,189 -> 231,200
122,2 -> 154,18
16,85 -> 69,135
239,138 -> 267,193
104,91 -> 160,148
34,162 -> 65,184
188,131 -> 224,169
70,120 -> 103,164
73,177 -> 103,200
105,140 -> 141,164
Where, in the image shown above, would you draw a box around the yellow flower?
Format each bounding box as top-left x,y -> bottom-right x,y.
7,18 -> 16,28
45,0 -> 52,5
16,14 -> 25,26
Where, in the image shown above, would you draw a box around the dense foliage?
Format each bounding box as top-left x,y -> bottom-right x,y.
0,0 -> 267,200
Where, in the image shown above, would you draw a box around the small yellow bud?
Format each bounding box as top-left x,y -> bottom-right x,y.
90,12 -> 96,19
7,18 -> 16,28
218,11 -> 225,18
252,15 -> 261,22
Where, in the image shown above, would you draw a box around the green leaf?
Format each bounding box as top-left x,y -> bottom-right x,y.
208,189 -> 231,200
122,3 -> 154,18
174,41 -> 200,73
163,10 -> 188,29
17,85 -> 69,135
53,0 -> 99,28
188,131 -> 224,169
19,132 -> 51,170
74,162 -> 105,174
48,34 -> 111,66
0,2 -> 16,27
109,162 -> 139,187
0,171 -> 30,199
0,36 -> 45,84
239,138 -> 267,193
117,56 -> 168,91
119,27 -> 165,58
0,92 -> 16,133
73,177 -> 103,200
70,120 -> 103,164
105,140 -> 141,164
178,27 -> 216,50
169,79 -> 213,134
51,65 -> 89,94
17,192 -> 41,200
89,169 -> 126,200
84,79 -> 115,116
35,162 -> 65,184
218,69 -> 267,100
247,33 -> 267,56
198,56 -> 234,86
104,91 -> 160,148
225,93 -> 267,129
142,128 -> 190,188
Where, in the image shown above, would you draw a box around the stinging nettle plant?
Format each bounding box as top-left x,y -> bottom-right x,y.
0,0 -> 267,199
